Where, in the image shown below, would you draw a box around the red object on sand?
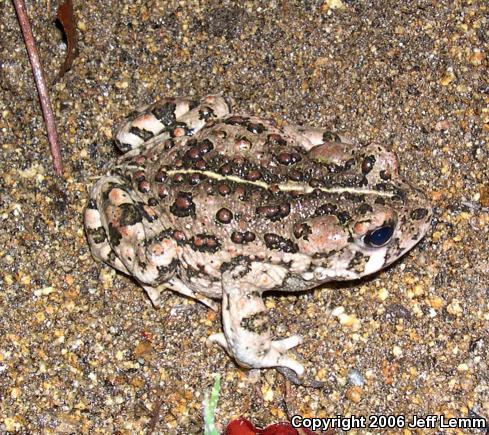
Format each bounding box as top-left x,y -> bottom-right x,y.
226,417 -> 317,435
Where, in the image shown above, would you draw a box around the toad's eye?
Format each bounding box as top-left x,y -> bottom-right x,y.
364,225 -> 395,247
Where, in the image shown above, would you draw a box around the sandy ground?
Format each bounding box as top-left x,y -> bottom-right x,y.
0,0 -> 488,433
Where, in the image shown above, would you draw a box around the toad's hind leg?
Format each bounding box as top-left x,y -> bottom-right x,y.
142,278 -> 219,311
115,95 -> 234,153
208,263 -> 304,376
85,176 -> 178,285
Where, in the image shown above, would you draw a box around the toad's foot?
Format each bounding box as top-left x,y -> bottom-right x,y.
208,262 -> 304,377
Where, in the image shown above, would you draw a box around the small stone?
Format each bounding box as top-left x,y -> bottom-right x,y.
439,69 -> 455,86
480,186 -> 489,208
345,386 -> 363,403
338,312 -> 360,329
377,287 -> 389,301
347,369 -> 365,387
392,345 -> 403,358
133,341 -> 152,357
469,49 -> 484,66
447,299 -> 463,316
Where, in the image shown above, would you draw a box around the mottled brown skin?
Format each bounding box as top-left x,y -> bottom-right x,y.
85,95 -> 432,377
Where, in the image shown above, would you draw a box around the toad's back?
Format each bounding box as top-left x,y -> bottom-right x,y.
85,95 -> 431,377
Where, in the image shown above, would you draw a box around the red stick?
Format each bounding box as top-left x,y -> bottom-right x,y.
12,0 -> 63,176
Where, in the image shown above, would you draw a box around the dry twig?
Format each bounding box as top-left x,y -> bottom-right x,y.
12,0 -> 63,176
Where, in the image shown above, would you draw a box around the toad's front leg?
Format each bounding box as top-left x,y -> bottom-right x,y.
209,262 -> 304,377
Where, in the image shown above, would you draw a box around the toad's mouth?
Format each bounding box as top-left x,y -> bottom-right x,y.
165,168 -> 397,198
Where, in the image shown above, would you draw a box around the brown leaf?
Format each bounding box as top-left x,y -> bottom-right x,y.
56,0 -> 78,78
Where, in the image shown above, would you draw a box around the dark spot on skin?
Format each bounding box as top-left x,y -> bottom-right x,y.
106,250 -> 117,264
309,178 -> 322,188
335,211 -> 351,224
164,139 -> 176,150
189,99 -> 200,110
189,173 -> 203,185
220,255 -> 253,276
119,203 -> 143,226
380,170 -> 391,180
232,156 -> 245,165
348,251 -> 367,273
217,183 -> 231,196
279,203 -> 291,218
191,234 -> 221,253
411,208 -> 429,220
264,233 -> 299,253
315,203 -> 337,216
170,192 -> 195,217
231,231 -> 256,244
268,184 -> 280,194
224,115 -> 248,126
199,106 -> 215,120
244,231 -> 256,243
154,170 -> 167,182
138,180 -> 150,193
256,205 -> 280,220
344,158 -> 355,170
151,102 -> 177,127
216,208 -> 233,224
246,169 -> 262,181
87,226 -> 107,244
173,230 -> 187,245
195,159 -> 207,170
357,203 -> 373,214
266,134 -> 287,146
246,122 -> 265,134
219,163 -> 233,175
140,205 -> 157,223
362,155 -> 376,174
116,140 -> 131,153
276,152 -> 302,165
108,223 -> 122,246
235,186 -> 248,201
199,139 -> 214,154
240,312 -> 269,335
129,126 -> 153,141
185,146 -> 202,161
289,170 -> 303,181
134,170 -> 146,181
342,193 -> 365,203
322,131 -> 340,142
293,223 -> 312,240
172,173 -> 184,184
156,257 -> 179,282
157,185 -> 169,198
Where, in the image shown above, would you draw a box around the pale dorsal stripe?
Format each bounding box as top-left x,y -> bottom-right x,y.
167,169 -> 395,198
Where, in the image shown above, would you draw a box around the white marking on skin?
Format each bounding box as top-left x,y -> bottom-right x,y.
282,253 -> 311,273
132,114 -> 163,134
117,131 -> 144,147
166,169 -> 396,197
363,247 -> 388,275
84,208 -> 101,228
